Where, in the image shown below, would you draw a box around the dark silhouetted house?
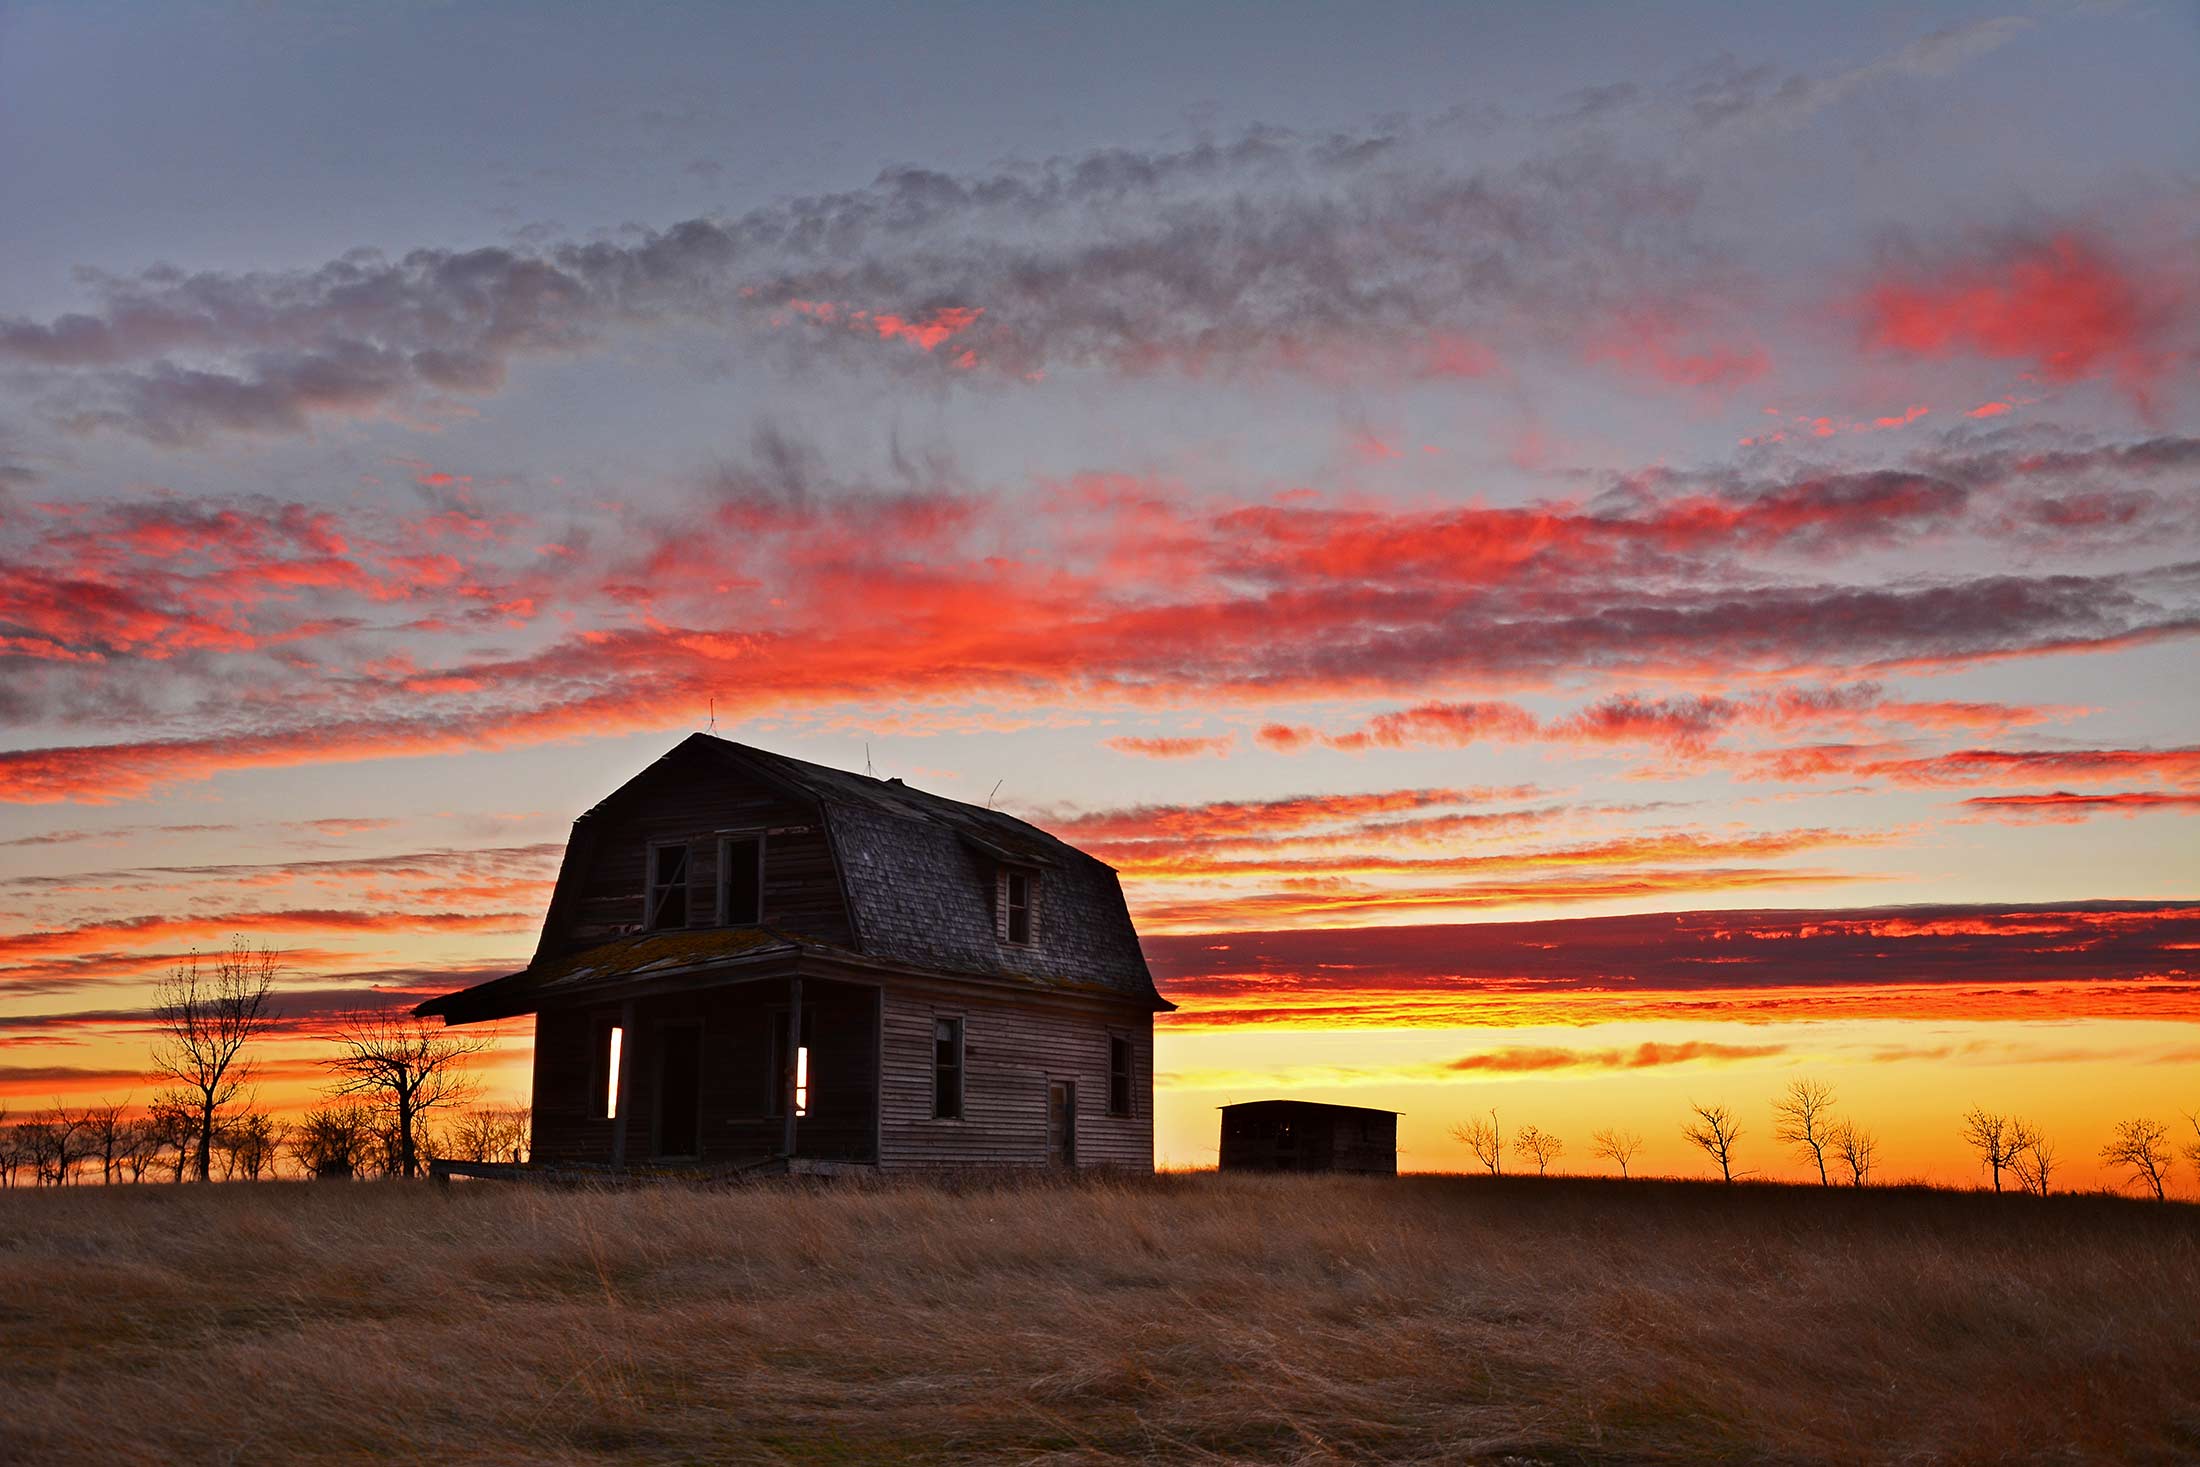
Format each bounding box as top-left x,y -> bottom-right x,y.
1218,1100 -> 1398,1175
417,735 -> 1170,1173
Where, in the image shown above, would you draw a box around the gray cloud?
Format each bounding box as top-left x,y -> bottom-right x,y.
0,124 -> 1738,444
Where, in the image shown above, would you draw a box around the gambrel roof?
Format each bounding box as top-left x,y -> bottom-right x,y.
418,734 -> 1166,1022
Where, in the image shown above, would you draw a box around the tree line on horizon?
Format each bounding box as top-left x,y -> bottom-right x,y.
5,942 -> 2196,1196
0,939 -> 522,1187
1452,1076 -> 2200,1199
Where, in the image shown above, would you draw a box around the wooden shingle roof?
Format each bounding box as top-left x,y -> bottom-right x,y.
418,735 -> 1167,1021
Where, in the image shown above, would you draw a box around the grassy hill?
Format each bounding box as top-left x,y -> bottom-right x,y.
2,1172 -> 2195,1464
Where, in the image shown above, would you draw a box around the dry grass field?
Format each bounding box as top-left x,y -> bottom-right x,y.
2,1173 -> 2196,1465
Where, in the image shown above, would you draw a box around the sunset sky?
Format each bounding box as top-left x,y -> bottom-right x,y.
2,2 -> 2196,1187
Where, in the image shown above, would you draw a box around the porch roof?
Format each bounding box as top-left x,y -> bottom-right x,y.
416,927 -> 808,1023
416,922 -> 1169,1025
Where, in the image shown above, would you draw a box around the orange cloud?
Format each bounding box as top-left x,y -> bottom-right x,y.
1103,734 -> 1235,759
1132,865 -> 1872,932
1145,900 -> 2200,1023
1110,825 -> 1888,884
1321,702 -> 1539,752
1045,787 -> 1523,842
1445,1040 -> 1787,1072
1,908 -> 534,961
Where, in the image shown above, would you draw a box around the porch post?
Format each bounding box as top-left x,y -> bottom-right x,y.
611,998 -> 635,1170
782,976 -> 802,1158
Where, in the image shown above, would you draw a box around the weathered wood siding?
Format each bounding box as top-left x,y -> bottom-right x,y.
877,981 -> 1153,1169
548,775 -> 851,957
529,978 -> 878,1165
1218,1105 -> 1396,1175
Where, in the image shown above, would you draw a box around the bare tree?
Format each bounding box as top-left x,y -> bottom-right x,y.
83,1097 -> 132,1184
152,939 -> 277,1181
2099,1117 -> 2173,1201
2008,1121 -> 2055,1197
120,1119 -> 159,1182
1772,1077 -> 1837,1185
1959,1107 -> 2020,1193
218,1111 -> 283,1181
1681,1101 -> 1743,1183
0,1109 -> 20,1188
292,1102 -> 378,1179
1830,1119 -> 1878,1186
1451,1109 -> 1502,1175
1591,1126 -> 1644,1178
1511,1124 -> 1564,1176
2182,1112 -> 2200,1178
145,1092 -> 200,1183
321,1009 -> 494,1179
20,1105 -> 89,1185
497,1104 -> 531,1163
448,1105 -> 532,1165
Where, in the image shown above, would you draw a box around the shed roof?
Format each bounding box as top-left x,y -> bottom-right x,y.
1219,1100 -> 1402,1118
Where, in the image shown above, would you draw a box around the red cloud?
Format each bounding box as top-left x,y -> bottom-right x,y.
1275,685 -> 2075,768
3,435 -> 2195,804
1112,824 -> 1888,887
1546,693 -> 1739,754
1143,900 -> 2200,1020
1861,234 -> 2174,394
1255,724 -> 1318,753
1,908 -> 534,961
1959,790 -> 2200,824
1046,787 -> 1506,842
1586,309 -> 1769,389
1864,746 -> 2200,789
1132,866 -> 1872,931
1322,702 -> 1539,752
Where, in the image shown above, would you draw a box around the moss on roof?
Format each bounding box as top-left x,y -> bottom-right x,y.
532,926 -> 804,985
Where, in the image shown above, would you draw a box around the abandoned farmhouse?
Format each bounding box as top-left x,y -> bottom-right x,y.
418,735 -> 1172,1172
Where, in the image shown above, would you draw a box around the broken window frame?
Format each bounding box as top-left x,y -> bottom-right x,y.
717,830 -> 766,926
645,841 -> 692,929
1107,1033 -> 1133,1117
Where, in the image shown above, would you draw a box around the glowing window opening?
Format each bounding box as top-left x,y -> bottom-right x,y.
795,1045 -> 809,1117
606,1026 -> 624,1119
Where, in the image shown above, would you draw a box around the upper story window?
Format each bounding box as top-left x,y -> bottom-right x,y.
1108,1034 -> 1133,1117
719,833 -> 764,925
647,843 -> 690,929
995,867 -> 1035,945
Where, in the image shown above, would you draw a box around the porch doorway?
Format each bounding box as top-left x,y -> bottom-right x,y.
1048,1080 -> 1076,1167
654,1023 -> 702,1159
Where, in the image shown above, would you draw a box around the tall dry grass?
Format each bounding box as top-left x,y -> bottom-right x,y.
1,1173 -> 2196,1464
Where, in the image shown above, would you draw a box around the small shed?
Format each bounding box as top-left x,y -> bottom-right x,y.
1218,1100 -> 1398,1175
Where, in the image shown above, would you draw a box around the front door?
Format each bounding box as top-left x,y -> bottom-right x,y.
655,1024 -> 702,1159
1048,1080 -> 1076,1167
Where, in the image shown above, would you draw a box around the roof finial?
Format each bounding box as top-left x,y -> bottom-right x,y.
865,742 -> 874,778
707,696 -> 716,735
987,779 -> 1003,808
